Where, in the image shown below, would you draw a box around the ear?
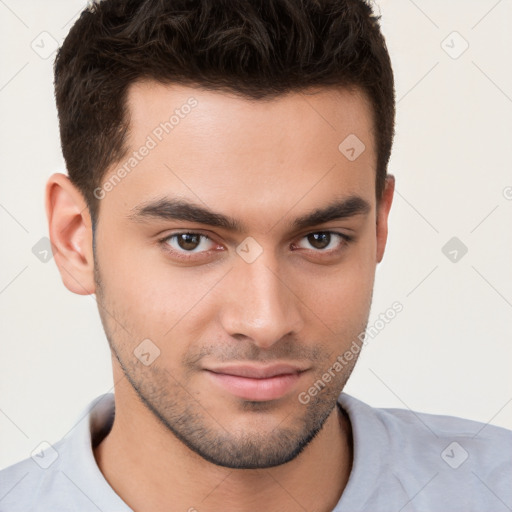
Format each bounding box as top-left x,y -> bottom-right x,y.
376,174 -> 395,263
45,173 -> 96,295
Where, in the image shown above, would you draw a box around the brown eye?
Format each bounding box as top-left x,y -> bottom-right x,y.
306,232 -> 331,249
177,233 -> 201,250
294,231 -> 351,253
163,232 -> 215,253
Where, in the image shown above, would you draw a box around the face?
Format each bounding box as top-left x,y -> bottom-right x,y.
90,82 -> 392,469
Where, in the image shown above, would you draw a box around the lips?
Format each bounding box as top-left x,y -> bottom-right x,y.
204,364 -> 308,401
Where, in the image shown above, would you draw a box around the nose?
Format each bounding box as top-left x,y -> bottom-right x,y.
218,254 -> 304,350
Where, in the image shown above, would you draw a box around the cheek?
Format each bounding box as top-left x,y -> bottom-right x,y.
97,238 -> 227,346
302,271 -> 373,335
288,242 -> 376,332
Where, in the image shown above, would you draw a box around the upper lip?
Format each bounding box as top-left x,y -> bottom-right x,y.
205,364 -> 308,379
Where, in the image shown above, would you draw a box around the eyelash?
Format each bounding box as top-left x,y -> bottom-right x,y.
157,230 -> 353,261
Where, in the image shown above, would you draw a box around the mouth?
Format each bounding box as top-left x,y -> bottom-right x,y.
204,364 -> 309,402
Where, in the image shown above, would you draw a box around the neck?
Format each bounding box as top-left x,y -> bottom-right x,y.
94,383 -> 353,512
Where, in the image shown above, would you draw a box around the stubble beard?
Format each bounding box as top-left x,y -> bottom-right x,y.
94,262 -> 363,469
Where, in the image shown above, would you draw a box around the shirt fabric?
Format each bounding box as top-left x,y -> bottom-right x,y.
0,392 -> 511,511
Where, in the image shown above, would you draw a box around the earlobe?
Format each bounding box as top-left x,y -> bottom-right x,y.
45,173 -> 96,295
376,174 -> 395,263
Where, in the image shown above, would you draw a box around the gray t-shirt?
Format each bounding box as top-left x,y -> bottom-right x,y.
1,393 -> 510,511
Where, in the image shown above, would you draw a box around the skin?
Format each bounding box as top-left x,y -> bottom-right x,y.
46,82 -> 394,512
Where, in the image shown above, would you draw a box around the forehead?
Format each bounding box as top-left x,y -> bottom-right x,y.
125,81 -> 375,156
101,81 -> 377,228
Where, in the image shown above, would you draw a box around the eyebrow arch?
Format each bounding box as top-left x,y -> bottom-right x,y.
127,195 -> 371,232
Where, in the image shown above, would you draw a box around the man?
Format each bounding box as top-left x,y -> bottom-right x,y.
0,0 -> 510,511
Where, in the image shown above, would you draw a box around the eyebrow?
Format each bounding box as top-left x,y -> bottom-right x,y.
127,195 -> 371,232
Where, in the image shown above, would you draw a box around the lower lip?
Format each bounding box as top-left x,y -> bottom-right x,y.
206,371 -> 303,401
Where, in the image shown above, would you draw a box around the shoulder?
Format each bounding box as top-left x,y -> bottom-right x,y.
337,393 -> 512,511
339,392 -> 512,458
0,393 -> 119,512
0,437 -> 68,512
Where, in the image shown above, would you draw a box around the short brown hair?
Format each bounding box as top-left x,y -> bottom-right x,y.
54,0 -> 395,225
